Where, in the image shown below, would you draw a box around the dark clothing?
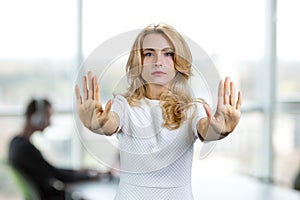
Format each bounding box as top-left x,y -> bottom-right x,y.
8,136 -> 90,200
294,172 -> 300,191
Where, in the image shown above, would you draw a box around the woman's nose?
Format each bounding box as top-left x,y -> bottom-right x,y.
154,54 -> 163,67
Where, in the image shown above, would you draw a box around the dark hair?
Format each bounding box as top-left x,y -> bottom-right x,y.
25,98 -> 51,118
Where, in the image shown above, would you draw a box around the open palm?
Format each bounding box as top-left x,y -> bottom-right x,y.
203,77 -> 242,136
75,71 -> 113,131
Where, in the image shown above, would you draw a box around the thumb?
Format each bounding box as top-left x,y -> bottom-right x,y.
104,99 -> 113,114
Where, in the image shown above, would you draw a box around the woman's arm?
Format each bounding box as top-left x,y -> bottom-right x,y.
75,71 -> 119,136
197,77 -> 242,142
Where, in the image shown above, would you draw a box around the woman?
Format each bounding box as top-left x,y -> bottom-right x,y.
75,23 -> 242,199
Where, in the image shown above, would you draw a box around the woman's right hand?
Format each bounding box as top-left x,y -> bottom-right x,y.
75,71 -> 113,132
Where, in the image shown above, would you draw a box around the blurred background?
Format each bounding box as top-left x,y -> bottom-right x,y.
0,0 -> 299,199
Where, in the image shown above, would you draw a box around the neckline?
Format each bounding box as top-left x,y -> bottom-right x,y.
143,97 -> 160,105
144,97 -> 160,101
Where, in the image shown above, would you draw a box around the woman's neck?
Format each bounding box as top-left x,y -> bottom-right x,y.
146,84 -> 169,100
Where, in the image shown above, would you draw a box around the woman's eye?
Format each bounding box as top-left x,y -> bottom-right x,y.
165,52 -> 174,57
144,52 -> 153,57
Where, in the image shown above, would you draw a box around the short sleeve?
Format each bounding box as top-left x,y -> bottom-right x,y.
111,95 -> 127,133
191,102 -> 207,139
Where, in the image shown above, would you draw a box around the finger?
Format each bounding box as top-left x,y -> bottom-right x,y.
75,85 -> 82,105
230,81 -> 236,107
88,71 -> 94,100
224,77 -> 230,104
94,76 -> 103,110
217,80 -> 224,107
94,76 -> 100,102
236,91 -> 243,110
203,104 -> 212,120
82,76 -> 88,101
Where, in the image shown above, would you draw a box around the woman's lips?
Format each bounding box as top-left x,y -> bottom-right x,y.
152,71 -> 166,76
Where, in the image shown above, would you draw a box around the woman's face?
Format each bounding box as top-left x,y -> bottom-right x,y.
141,33 -> 176,88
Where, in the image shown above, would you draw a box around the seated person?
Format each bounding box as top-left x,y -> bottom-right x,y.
8,98 -> 111,200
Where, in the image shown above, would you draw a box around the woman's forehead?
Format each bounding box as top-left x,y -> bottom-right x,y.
142,33 -> 174,50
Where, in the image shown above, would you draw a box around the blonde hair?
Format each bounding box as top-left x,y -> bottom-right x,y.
124,24 -> 205,129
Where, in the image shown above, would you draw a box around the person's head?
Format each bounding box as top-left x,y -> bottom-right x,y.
125,23 -> 192,103
124,23 -> 204,130
25,98 -> 52,131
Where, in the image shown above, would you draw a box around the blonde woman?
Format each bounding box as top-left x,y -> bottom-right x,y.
75,24 -> 242,199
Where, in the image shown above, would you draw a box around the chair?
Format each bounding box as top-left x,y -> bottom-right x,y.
7,163 -> 41,200
4,160 -> 80,200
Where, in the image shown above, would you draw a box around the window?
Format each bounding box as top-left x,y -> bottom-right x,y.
0,0 -> 78,174
274,0 -> 300,187
0,2 -> 299,199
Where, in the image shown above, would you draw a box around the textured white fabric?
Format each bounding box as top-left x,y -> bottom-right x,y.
111,95 -> 206,200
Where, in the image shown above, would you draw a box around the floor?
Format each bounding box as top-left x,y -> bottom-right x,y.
2,157 -> 300,200
67,163 -> 300,200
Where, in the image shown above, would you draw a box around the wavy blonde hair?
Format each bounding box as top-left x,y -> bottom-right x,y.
124,24 -> 205,129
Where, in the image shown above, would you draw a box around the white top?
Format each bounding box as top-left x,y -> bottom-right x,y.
111,95 -> 206,200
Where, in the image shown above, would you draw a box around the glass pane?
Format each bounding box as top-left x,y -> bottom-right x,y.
277,0 -> 300,100
0,0 -> 77,113
274,0 -> 300,189
0,1 -> 80,197
273,113 -> 300,188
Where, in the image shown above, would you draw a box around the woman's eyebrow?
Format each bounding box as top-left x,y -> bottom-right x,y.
162,48 -> 174,52
143,47 -> 174,52
143,48 -> 155,52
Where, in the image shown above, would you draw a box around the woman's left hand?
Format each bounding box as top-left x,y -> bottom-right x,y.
203,77 -> 242,137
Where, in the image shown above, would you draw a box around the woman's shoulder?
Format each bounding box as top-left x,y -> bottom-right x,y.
112,94 -> 130,109
113,94 -> 128,103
